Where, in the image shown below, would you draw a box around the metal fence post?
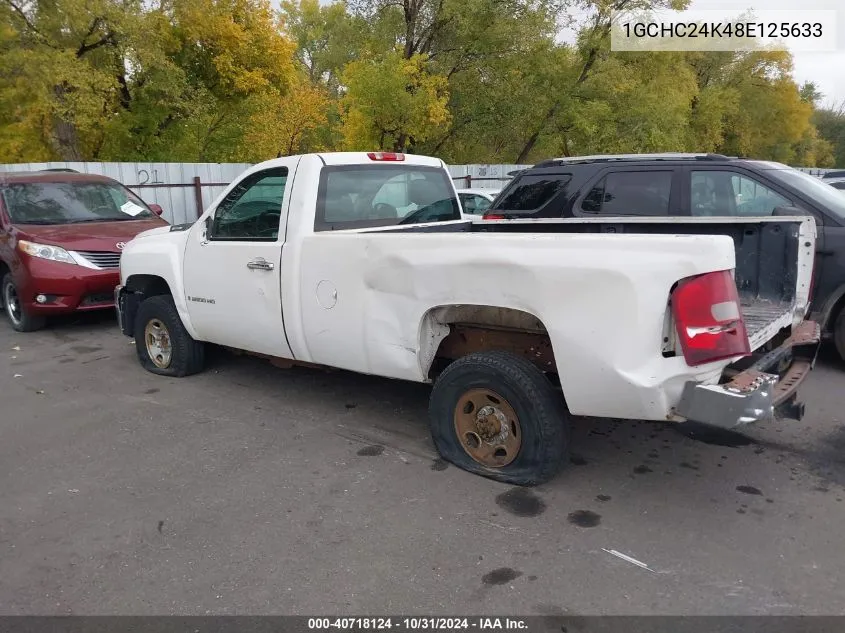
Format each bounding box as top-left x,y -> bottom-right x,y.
193,176 -> 204,218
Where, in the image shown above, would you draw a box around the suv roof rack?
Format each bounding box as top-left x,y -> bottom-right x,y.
40,168 -> 79,173
535,153 -> 733,168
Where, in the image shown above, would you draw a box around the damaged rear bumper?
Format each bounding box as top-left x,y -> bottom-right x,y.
675,320 -> 820,429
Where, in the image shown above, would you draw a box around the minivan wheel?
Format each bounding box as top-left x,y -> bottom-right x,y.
134,295 -> 205,377
1,273 -> 46,332
428,350 -> 570,486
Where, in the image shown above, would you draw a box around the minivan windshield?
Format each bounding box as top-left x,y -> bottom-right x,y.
2,181 -> 154,224
767,168 -> 845,222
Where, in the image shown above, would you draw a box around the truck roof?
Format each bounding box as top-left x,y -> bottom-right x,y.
316,152 -> 445,168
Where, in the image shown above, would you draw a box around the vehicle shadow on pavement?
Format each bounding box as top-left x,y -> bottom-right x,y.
199,340 -> 845,497
26,313 -> 843,497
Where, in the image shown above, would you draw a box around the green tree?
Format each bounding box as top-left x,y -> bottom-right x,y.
280,0 -> 366,95
240,77 -> 330,160
340,51 -> 449,151
0,0 -> 149,160
0,0 -> 298,162
814,102 -> 845,168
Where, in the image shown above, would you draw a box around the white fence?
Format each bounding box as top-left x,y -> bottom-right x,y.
0,160 -> 837,225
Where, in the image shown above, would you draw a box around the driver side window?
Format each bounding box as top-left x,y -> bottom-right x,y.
210,167 -> 288,240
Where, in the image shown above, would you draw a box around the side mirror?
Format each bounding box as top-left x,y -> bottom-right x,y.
201,215 -> 212,244
772,206 -> 809,217
149,203 -> 164,217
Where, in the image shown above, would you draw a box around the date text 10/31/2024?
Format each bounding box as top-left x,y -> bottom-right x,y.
308,618 -> 529,630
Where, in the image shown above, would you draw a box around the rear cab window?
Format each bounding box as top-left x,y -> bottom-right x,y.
315,165 -> 460,231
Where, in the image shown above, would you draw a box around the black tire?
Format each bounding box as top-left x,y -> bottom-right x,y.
134,295 -> 205,377
1,273 -> 46,332
429,350 -> 570,486
834,307 -> 845,362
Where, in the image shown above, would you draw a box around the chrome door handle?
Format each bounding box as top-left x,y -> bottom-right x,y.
247,258 -> 274,271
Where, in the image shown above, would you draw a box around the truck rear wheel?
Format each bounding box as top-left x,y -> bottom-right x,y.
134,295 -> 205,377
428,350 -> 570,486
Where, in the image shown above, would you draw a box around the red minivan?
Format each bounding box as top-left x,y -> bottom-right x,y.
0,170 -> 169,331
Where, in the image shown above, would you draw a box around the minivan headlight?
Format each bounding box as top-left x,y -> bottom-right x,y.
18,240 -> 77,265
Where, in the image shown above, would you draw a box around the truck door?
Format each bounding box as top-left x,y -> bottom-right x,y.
181,157 -> 301,357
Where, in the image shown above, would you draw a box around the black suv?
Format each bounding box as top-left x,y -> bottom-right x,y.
485,153 -> 845,360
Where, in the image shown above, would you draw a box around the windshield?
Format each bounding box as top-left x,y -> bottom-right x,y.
768,168 -> 845,222
2,181 -> 154,224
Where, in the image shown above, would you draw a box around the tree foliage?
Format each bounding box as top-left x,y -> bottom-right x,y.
814,101 -> 845,168
241,77 -> 330,160
0,0 -> 841,166
340,51 -> 449,152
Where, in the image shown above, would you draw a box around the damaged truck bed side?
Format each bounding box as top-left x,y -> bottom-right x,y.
471,216 -> 820,426
115,152 -> 820,486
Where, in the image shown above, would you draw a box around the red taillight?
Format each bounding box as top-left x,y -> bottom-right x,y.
367,152 -> 405,161
482,212 -> 506,220
671,270 -> 750,366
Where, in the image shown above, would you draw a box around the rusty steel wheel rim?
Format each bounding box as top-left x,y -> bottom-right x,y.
454,388 -> 521,468
144,318 -> 172,369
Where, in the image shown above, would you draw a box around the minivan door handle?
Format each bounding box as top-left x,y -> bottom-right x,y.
247,258 -> 274,271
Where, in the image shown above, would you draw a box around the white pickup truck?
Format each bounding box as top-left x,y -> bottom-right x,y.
115,152 -> 820,485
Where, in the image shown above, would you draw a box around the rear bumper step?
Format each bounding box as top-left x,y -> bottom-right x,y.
675,320 -> 820,430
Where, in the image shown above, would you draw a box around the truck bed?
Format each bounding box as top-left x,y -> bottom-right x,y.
377,215 -> 814,351
743,300 -> 792,350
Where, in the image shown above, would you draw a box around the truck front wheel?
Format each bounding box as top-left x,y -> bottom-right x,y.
428,350 -> 570,486
134,295 -> 205,377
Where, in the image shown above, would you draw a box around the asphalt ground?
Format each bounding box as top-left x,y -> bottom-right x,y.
2,312 -> 845,615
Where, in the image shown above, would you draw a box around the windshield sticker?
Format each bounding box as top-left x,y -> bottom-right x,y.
120,201 -> 146,217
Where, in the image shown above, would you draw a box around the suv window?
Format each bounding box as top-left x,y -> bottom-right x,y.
211,167 -> 287,240
581,171 -> 672,216
691,170 -> 790,217
316,165 -> 460,231
495,174 -> 571,212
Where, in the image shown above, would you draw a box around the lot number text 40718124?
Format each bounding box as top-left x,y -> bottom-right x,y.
307,618 -> 529,630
